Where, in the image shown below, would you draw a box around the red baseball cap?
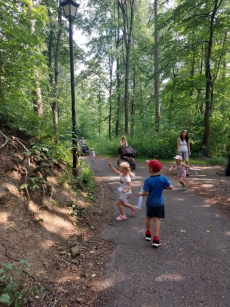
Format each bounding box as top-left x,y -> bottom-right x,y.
146,159 -> 162,171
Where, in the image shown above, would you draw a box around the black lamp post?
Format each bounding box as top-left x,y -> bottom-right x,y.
60,0 -> 79,176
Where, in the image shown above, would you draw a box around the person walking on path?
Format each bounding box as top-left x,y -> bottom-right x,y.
91,148 -> 96,162
138,159 -> 173,247
177,129 -> 191,175
169,155 -> 190,189
79,136 -> 86,146
118,135 -> 128,164
108,161 -> 137,221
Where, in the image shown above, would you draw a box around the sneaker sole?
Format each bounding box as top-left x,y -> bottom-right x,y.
145,237 -> 151,241
152,243 -> 161,247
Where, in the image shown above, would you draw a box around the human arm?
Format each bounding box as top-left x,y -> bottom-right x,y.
108,162 -> 120,175
182,163 -> 190,170
164,176 -> 173,190
122,181 -> 132,193
177,138 -> 181,155
187,140 -> 191,155
169,163 -> 175,172
138,190 -> 149,197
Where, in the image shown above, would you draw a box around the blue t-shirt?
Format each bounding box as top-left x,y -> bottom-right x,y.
143,174 -> 171,207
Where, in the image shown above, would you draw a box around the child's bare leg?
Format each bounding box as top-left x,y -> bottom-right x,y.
146,216 -> 151,232
122,201 -> 132,209
179,178 -> 185,186
153,217 -> 160,237
185,157 -> 189,173
117,199 -> 125,215
122,201 -> 137,215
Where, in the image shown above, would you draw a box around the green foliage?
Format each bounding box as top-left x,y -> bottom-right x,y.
79,160 -> 95,193
0,105 -> 43,138
207,156 -> 228,166
26,141 -> 71,165
0,260 -> 41,307
58,160 -> 95,196
87,136 -> 119,157
68,202 -> 86,217
1,0 -> 229,169
88,128 -> 228,163
91,131 -> 177,160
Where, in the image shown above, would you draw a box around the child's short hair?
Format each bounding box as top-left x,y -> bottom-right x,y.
146,159 -> 162,171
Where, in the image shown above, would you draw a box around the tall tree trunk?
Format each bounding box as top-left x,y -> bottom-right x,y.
115,55 -> 121,137
118,0 -> 135,135
115,3 -> 121,137
30,3 -> 43,117
130,71 -> 135,137
48,27 -> 54,85
124,42 -> 131,134
109,56 -> 113,140
98,92 -> 102,135
154,0 -> 160,132
52,5 -> 63,140
203,0 -> 222,155
47,5 -> 62,141
198,46 -> 204,113
189,31 -> 195,97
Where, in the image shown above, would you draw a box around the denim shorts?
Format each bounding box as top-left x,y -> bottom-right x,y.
179,151 -> 189,159
146,205 -> 165,218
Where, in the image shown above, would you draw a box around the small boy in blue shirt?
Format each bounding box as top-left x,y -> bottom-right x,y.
138,160 -> 173,247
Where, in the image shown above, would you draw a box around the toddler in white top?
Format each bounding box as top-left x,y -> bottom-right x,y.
108,161 -> 137,221
91,148 -> 96,162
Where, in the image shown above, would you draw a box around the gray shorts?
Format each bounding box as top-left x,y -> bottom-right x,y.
146,205 -> 165,218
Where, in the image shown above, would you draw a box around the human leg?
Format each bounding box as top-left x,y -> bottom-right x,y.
120,194 -> 137,215
117,199 -> 125,215
184,154 -> 190,175
179,177 -> 186,187
152,217 -> 161,247
146,216 -> 151,232
122,201 -> 137,214
149,206 -> 165,247
116,199 -> 127,221
144,216 -> 152,240
153,217 -> 160,237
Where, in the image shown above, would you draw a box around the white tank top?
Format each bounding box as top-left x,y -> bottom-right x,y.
180,140 -> 188,152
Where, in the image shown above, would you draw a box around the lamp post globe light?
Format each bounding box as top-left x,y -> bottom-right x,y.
60,0 -> 80,176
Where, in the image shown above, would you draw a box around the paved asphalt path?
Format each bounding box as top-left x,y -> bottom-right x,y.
84,156 -> 230,307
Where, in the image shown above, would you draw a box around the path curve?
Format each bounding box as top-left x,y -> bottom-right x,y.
85,156 -> 230,307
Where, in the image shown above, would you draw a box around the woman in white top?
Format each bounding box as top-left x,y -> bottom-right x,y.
177,130 -> 191,175
118,136 -> 128,164
119,135 -> 128,148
